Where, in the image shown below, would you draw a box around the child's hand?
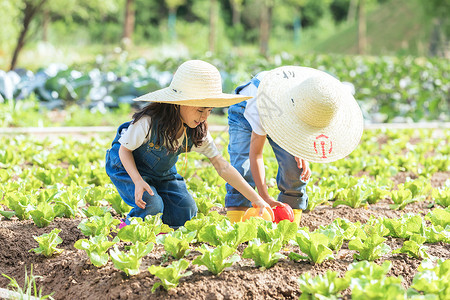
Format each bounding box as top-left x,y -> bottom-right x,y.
295,157 -> 311,182
262,196 -> 284,209
134,179 -> 154,209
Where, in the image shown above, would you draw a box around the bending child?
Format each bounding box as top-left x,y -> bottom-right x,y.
225,66 -> 363,225
105,60 -> 271,228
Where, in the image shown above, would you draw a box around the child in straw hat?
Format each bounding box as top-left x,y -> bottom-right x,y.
105,60 -> 272,228
225,66 -> 364,225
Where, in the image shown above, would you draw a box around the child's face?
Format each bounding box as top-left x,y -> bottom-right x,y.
179,106 -> 213,128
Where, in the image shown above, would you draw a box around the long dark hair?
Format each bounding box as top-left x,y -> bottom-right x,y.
132,103 -> 207,152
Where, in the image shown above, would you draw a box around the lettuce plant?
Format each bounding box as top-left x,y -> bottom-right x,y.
257,219 -> 297,246
192,244 -> 241,275
289,230 -> 334,264
197,219 -> 257,248
74,235 -> 119,267
422,225 -> 450,243
333,185 -> 369,209
410,259 -> 450,299
306,185 -> 333,211
81,205 -> 111,218
382,213 -> 424,238
316,223 -> 345,252
242,238 -> 285,269
118,214 -> 172,244
345,260 -> 407,299
159,230 -> 196,259
348,223 -> 391,261
4,192 -> 35,220
110,241 -> 154,276
148,259 -> 192,292
432,188 -> 450,207
390,187 -> 415,210
393,234 -> 429,259
425,208 -> 450,228
297,270 -> 349,300
183,211 -> 226,238
77,213 -> 120,237
104,192 -> 132,216
29,201 -> 57,228
29,228 -> 64,257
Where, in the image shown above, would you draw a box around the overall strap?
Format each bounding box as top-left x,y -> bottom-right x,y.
234,73 -> 263,95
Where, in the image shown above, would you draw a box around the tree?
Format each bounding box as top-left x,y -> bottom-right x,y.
165,0 -> 186,41
209,0 -> 218,52
122,0 -> 135,47
9,0 -> 121,70
357,0 -> 366,54
10,0 -> 48,70
259,0 -> 274,56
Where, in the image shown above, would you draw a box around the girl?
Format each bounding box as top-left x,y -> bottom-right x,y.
105,60 -> 272,228
225,66 -> 364,224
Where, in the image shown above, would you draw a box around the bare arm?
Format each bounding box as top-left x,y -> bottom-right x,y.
119,145 -> 154,209
209,154 -> 271,214
248,132 -> 281,207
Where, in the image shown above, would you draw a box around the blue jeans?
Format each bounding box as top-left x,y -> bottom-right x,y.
105,121 -> 197,228
225,101 -> 308,210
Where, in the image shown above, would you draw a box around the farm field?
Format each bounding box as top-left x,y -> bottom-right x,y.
0,128 -> 449,299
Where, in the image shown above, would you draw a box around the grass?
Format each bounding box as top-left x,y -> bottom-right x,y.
2,265 -> 54,300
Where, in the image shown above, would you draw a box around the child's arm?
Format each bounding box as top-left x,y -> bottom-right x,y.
209,154 -> 271,214
119,145 -> 154,209
248,132 -> 281,207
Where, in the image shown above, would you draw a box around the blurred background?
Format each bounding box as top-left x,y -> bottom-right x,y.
0,0 -> 448,127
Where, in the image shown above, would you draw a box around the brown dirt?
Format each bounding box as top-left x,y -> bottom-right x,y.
1,199 -> 449,300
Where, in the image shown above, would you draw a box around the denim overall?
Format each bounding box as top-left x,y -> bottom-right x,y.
225,76 -> 309,210
105,120 -> 197,228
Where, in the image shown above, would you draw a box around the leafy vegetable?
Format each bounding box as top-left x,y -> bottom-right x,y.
289,230 -> 334,264
159,230 -> 196,259
197,219 -> 257,248
298,270 -> 349,300
390,187 -> 415,210
242,238 -> 285,269
410,259 -> 450,299
393,234 -> 429,259
29,228 -> 64,257
348,223 -> 391,261
110,241 -> 154,276
74,235 -> 119,267
148,259 -> 192,292
77,213 -> 120,237
192,244 -> 240,275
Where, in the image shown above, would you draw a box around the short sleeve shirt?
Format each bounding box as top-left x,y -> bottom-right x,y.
242,72 -> 267,136
118,116 -> 220,158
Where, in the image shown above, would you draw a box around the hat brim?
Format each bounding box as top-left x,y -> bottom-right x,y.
257,66 -> 363,163
134,87 -> 251,107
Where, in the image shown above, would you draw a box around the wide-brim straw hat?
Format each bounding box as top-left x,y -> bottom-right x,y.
134,60 -> 251,107
256,66 -> 363,163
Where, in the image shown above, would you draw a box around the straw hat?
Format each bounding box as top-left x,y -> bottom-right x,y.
134,60 -> 251,107
256,66 -> 363,163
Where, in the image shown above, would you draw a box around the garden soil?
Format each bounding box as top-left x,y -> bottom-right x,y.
0,171 -> 449,300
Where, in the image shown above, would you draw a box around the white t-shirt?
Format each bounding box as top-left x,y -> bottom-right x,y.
242,72 -> 267,136
118,116 -> 220,158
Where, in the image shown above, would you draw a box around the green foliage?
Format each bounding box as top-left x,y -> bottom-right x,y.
432,188 -> 450,207
382,213 -> 424,238
29,228 -> 64,257
148,259 -> 192,292
348,223 -> 391,261
74,235 -> 119,267
77,213 -> 120,237
192,244 -> 240,275
117,214 -> 173,244
30,201 -> 57,228
242,238 -> 285,269
410,259 -> 450,299
159,230 -> 196,259
298,270 -> 349,300
256,219 -> 298,246
426,208 -> 450,228
197,219 -> 257,248
390,187 -> 415,210
110,242 -> 154,276
2,265 -> 54,300
290,229 -> 334,264
393,234 -> 429,259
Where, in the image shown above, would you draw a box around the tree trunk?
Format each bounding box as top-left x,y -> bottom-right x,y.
10,0 -> 47,71
259,3 -> 270,57
122,0 -> 135,47
209,0 -> 217,53
230,0 -> 241,26
347,0 -> 358,23
168,8 -> 177,41
357,0 -> 366,55
42,8 -> 49,42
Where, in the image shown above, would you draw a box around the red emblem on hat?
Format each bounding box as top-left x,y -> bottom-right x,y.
314,134 -> 333,159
